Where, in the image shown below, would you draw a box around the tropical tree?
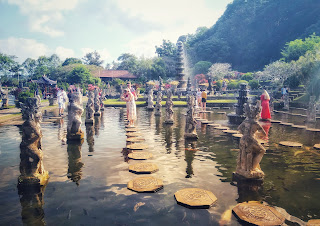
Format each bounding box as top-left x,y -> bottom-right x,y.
193,61 -> 212,75
155,40 -> 177,58
82,51 -> 104,66
207,63 -> 232,80
62,57 -> 82,66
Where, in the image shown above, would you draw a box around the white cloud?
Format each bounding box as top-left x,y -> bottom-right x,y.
0,37 -> 50,62
55,46 -> 75,60
5,0 -> 80,37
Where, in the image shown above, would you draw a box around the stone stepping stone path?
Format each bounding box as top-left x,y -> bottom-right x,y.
232,202 -> 285,226
211,107 -> 220,109
279,122 -> 294,126
270,120 -> 281,123
129,163 -> 159,174
126,132 -> 142,137
314,144 -> 320,150
307,219 -> 320,225
199,111 -> 211,113
126,127 -> 138,132
128,152 -> 153,160
127,176 -> 163,193
174,188 -> 217,209
126,143 -> 149,150
196,118 -> 207,122
306,128 -> 320,133
232,134 -> 243,139
125,125 -> 136,128
221,107 -> 230,109
222,130 -> 239,134
208,124 -> 221,127
126,137 -> 145,142
279,141 -> 303,147
291,125 -> 307,129
215,126 -> 230,130
216,112 -> 226,114
201,121 -> 210,124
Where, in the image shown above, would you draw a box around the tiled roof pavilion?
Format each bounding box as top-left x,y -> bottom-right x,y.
95,70 -> 137,80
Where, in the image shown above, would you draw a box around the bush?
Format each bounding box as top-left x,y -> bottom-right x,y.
16,90 -> 34,108
284,75 -> 301,89
228,81 -> 238,89
241,73 -> 253,81
249,80 -> 260,90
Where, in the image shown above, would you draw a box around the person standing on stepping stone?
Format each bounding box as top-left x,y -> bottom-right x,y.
121,88 -> 136,126
260,89 -> 271,121
201,89 -> 207,111
57,88 -> 68,116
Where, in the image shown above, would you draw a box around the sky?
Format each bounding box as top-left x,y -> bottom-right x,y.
0,0 -> 233,66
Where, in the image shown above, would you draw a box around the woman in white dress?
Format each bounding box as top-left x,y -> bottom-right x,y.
121,88 -> 136,126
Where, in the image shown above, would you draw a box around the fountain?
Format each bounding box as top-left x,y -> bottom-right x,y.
67,89 -> 84,141
184,95 -> 198,139
147,88 -> 154,111
307,96 -> 316,122
234,102 -> 266,180
85,91 -> 95,125
154,91 -> 162,116
227,83 -> 249,124
164,90 -> 174,124
176,41 -> 187,92
18,97 -> 49,187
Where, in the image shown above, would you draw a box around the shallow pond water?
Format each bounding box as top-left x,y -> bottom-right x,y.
0,106 -> 320,225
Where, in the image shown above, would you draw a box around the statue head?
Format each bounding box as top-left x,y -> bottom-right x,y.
243,101 -> 261,120
21,97 -> 42,122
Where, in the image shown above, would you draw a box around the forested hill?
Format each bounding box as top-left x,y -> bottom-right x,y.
186,0 -> 320,72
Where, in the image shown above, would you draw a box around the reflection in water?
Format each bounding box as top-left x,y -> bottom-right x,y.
86,124 -> 95,152
185,140 -> 197,178
94,116 -> 101,137
260,121 -> 271,141
121,147 -> 132,163
17,184 -> 46,226
67,140 -> 84,186
58,118 -> 67,145
100,111 -> 105,129
174,108 -> 184,152
234,179 -> 263,203
164,124 -> 173,154
155,114 -> 162,135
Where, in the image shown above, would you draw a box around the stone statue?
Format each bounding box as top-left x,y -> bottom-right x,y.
164,90 -> 174,124
184,95 -> 198,139
159,76 -> 163,92
236,102 -> 266,180
85,91 -> 95,125
283,94 -> 289,111
94,88 -> 101,116
1,87 -> 9,108
155,91 -> 162,116
67,89 -> 84,141
18,97 -> 49,187
147,88 -> 154,110
100,89 -> 105,111
307,96 -> 316,122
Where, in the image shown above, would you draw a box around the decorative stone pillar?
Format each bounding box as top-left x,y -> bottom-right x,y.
164,90 -> 174,124
307,95 -> 316,122
155,91 -> 162,116
184,95 -> 198,139
283,94 -> 289,111
94,89 -> 101,116
85,91 -> 95,125
100,89 -> 105,111
227,83 -> 249,124
147,88 -> 154,111
18,97 -> 49,187
235,102 -> 266,180
67,89 -> 84,141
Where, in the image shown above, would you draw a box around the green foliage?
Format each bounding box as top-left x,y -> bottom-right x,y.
193,61 -> 212,75
241,73 -> 253,82
82,51 -> 104,66
62,58 -> 82,66
67,65 -> 94,85
16,90 -> 34,108
284,75 -> 301,89
248,79 -> 259,90
186,0 -> 320,71
155,40 -> 177,57
281,34 -> 320,62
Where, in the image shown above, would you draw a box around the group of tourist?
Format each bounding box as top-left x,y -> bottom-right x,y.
196,88 -> 208,111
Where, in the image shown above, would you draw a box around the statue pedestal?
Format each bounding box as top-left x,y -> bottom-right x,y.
94,112 -> 101,116
164,119 -> 174,124
85,119 -> 94,125
18,171 -> 49,188
234,168 -> 264,181
184,133 -> 198,139
67,131 -> 84,141
2,98 -> 9,108
48,98 -> 57,106
147,106 -> 154,111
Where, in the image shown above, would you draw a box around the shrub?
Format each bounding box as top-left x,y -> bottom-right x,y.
249,80 -> 260,90
241,73 -> 253,81
16,90 -> 34,108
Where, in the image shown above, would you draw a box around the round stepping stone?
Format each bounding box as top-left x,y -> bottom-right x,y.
201,121 -> 210,124
270,120 -> 281,123
291,125 -> 307,129
174,188 -> 217,209
215,126 -> 230,130
233,202 -> 285,226
194,117 -> 201,119
125,125 -> 136,128
279,141 -> 303,147
306,128 -> 320,132
128,152 -> 153,160
197,119 -> 207,122
313,144 -> 320,150
126,143 -> 149,150
232,134 -> 243,138
127,176 -> 163,193
126,127 -> 138,132
208,124 -> 221,127
307,219 -> 320,226
126,132 -> 142,137
129,163 -> 159,174
222,107 -> 230,109
126,137 -> 145,142
279,122 -> 294,126
216,112 -> 226,114
222,130 -> 239,134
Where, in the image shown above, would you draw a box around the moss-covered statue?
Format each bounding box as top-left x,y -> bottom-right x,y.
67,89 -> 84,141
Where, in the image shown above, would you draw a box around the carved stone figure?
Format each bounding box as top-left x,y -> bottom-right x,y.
164,90 -> 174,124
67,89 -> 84,140
1,87 -> 9,108
85,91 -> 95,125
283,94 -> 289,111
147,88 -> 154,110
236,102 -> 266,180
18,97 -> 49,187
307,95 -> 316,122
100,89 -> 105,111
155,91 -> 162,116
159,76 -> 163,92
184,95 -> 198,139
94,88 -> 101,116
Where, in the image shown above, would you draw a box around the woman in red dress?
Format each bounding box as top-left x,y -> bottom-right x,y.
260,90 -> 271,121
